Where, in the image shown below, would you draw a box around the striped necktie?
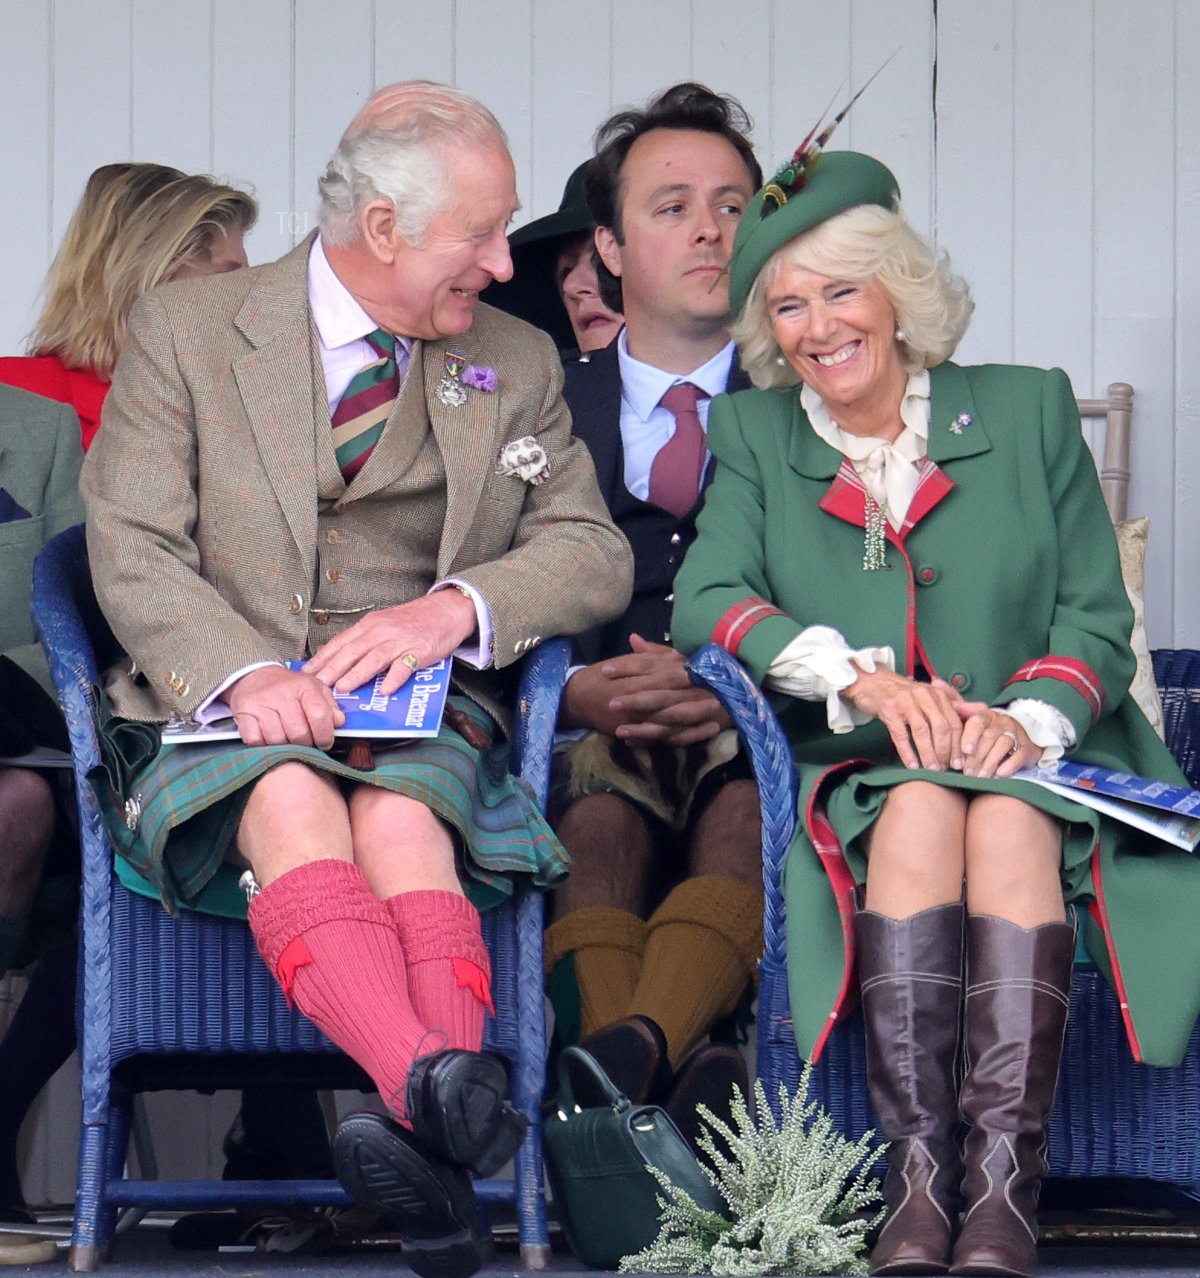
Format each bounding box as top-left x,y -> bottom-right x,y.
331,327 -> 404,481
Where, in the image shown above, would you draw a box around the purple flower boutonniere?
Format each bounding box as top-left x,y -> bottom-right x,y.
435,354 -> 499,406
462,364 -> 498,393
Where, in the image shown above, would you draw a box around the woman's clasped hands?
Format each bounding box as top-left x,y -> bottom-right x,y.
842,665 -> 1039,778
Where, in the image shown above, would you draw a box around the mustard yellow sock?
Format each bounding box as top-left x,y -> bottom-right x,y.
544,906 -> 648,1039
629,875 -> 763,1068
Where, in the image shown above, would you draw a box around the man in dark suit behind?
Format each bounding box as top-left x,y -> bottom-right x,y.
545,84 -> 764,1137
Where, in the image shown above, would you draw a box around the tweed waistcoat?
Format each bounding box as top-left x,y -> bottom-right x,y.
308,341 -> 447,651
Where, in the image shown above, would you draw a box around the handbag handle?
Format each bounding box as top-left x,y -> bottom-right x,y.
554,1045 -> 630,1115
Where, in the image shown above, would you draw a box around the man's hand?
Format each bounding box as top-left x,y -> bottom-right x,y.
303,591 -> 476,696
227,666 -> 345,749
560,634 -> 730,747
843,666 -> 966,771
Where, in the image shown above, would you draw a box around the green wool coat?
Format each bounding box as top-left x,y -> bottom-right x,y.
672,360 -> 1200,1068
0,384 -> 84,694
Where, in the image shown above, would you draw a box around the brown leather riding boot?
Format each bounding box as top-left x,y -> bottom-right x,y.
949,914 -> 1074,1278
856,902 -> 965,1276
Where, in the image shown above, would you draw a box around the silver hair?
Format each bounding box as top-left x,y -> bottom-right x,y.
732,203 -> 974,390
318,81 -> 508,248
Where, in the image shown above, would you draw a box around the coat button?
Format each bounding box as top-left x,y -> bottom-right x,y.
289,594 -> 304,615
663,631 -> 671,643
916,565 -> 939,586
327,569 -> 341,583
665,591 -> 674,603
312,609 -> 331,625
950,671 -> 972,691
670,533 -> 682,545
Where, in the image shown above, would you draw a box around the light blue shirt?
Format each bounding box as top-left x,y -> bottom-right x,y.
615,330 -> 736,500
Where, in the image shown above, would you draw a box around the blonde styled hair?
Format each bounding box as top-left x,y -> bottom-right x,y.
29,163 -> 257,378
732,203 -> 974,390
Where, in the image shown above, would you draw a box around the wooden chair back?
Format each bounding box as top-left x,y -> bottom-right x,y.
1077,381 -> 1133,523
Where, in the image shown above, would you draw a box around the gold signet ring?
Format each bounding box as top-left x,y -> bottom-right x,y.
400,652 -> 419,670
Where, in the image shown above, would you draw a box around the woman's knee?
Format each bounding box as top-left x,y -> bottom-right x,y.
964,794 -> 1062,875
880,780 -> 968,827
867,782 -> 968,886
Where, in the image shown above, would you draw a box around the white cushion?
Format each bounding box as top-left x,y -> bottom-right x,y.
1114,516 -> 1165,738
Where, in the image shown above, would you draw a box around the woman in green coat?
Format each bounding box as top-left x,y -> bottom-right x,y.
671,149 -> 1200,1278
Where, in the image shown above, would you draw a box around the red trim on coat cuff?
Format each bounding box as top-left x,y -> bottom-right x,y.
1004,656 -> 1105,723
712,597 -> 787,657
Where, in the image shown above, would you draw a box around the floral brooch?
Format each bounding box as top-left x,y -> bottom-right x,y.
495,436 -> 550,486
435,352 -> 498,407
949,411 -> 973,436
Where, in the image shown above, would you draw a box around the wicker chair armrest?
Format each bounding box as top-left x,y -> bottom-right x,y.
686,643 -> 797,964
510,636 -> 570,811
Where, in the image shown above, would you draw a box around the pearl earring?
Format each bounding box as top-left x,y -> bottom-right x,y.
895,328 -> 908,342
775,355 -> 786,366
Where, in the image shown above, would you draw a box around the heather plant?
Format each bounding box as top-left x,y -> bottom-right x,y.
620,1067 -> 884,1276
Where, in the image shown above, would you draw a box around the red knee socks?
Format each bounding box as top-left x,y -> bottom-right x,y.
387,890 -> 494,1052
247,859 -> 431,1119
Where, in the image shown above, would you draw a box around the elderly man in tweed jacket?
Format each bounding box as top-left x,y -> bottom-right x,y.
82,81 -> 631,1278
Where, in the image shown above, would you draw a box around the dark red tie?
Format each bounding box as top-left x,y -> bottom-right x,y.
649,382 -> 709,517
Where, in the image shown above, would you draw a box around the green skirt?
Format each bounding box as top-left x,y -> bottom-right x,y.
90,695 -> 569,917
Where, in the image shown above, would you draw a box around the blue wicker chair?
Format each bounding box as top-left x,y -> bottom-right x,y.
686,641 -> 1200,1195
31,524 -> 563,1271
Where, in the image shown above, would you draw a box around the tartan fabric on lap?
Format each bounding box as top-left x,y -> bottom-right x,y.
91,696 -> 569,915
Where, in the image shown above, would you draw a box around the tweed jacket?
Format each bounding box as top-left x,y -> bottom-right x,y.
0,384 -> 84,693
81,237 -> 633,730
672,361 -> 1200,1068
563,340 -> 749,663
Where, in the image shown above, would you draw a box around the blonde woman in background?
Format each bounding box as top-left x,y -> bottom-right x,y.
0,162 -> 256,449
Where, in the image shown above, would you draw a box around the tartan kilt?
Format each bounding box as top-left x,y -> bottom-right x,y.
91,695 -> 569,916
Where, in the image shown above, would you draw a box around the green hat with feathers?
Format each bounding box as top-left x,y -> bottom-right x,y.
728,149 -> 899,317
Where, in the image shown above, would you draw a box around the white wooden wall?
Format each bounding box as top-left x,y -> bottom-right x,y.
1,0 -> 1198,1199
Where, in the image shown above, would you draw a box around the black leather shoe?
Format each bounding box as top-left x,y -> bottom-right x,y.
578,1014 -> 671,1105
333,1112 -> 487,1278
405,1050 -> 527,1177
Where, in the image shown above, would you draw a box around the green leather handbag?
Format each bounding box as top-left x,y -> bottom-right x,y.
543,1046 -> 727,1268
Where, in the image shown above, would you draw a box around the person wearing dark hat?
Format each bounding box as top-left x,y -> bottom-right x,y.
542,83 -> 764,1151
671,143 -> 1200,1276
484,162 -> 622,355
